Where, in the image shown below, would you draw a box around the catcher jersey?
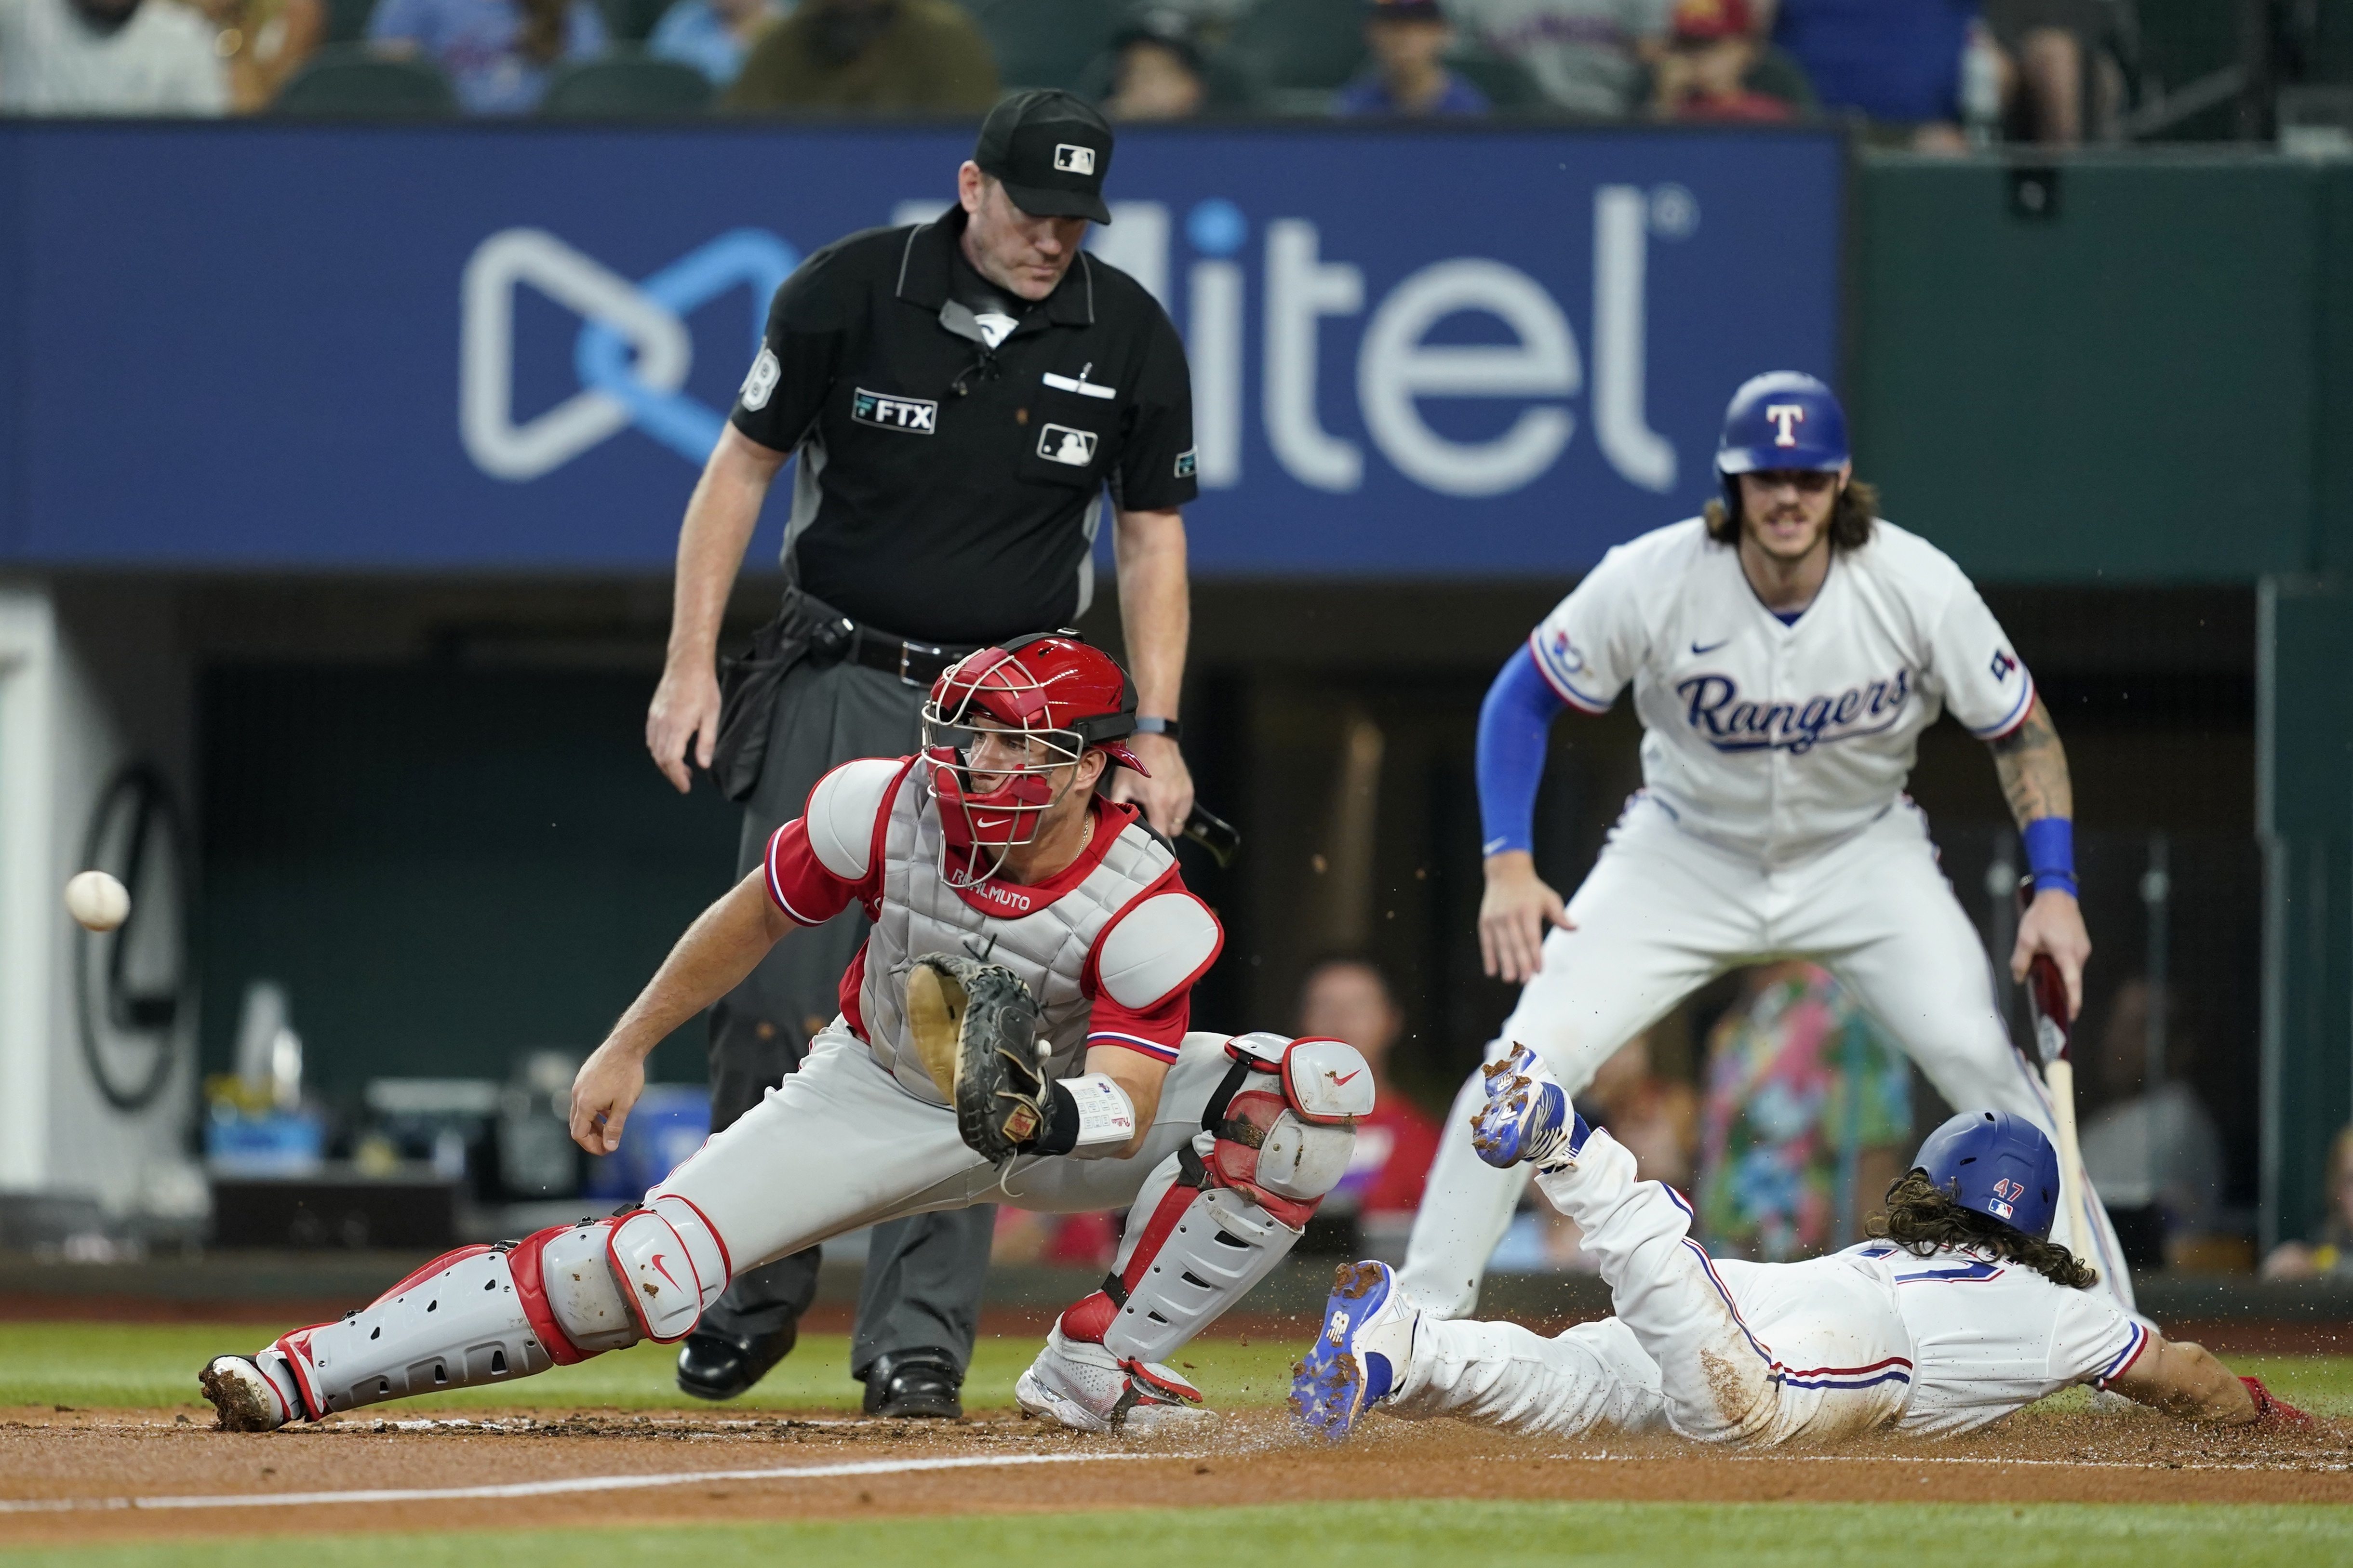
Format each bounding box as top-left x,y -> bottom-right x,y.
762,756 -> 1222,1106
1846,1240 -> 2147,1436
1529,518 -> 2034,865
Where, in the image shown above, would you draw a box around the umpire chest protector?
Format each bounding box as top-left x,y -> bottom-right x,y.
862,763 -> 1179,1106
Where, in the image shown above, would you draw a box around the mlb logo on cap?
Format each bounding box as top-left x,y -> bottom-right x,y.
974,89 -> 1115,224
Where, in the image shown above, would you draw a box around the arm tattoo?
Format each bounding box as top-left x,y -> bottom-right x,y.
1988,696 -> 2073,825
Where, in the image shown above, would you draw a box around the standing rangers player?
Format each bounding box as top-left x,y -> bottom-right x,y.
199,635 -> 1372,1434
1402,371 -> 2135,1321
1292,1050 -> 2311,1445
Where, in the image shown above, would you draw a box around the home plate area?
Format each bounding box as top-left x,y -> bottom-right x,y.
5,1396 -> 2352,1548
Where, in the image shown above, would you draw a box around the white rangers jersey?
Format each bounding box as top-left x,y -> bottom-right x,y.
1528,518 -> 2034,864
1846,1240 -> 2149,1436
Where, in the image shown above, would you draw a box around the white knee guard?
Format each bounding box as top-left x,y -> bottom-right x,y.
533,1221 -> 638,1354
1063,1033 -> 1375,1367
608,1192 -> 730,1342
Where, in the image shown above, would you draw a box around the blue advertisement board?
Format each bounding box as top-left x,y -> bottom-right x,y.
0,121 -> 1841,575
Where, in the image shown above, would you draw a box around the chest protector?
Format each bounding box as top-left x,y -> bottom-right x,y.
862,769 -> 1177,1105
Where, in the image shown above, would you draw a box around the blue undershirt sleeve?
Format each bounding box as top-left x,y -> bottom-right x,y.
1477,645 -> 1567,858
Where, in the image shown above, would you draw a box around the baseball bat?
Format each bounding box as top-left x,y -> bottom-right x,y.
2017,889 -> 2093,1261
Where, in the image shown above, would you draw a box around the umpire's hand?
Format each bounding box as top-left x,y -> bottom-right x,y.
647,657 -> 722,794
1109,731 -> 1195,838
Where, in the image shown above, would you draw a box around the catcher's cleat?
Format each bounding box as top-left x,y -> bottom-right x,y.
199,1354 -> 296,1433
1471,1043 -> 1587,1170
1015,1326 -> 1213,1435
1289,1260 -> 1418,1444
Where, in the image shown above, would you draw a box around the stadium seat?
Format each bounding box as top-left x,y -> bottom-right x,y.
967,0 -> 1116,90
322,0 -> 375,44
1219,0 -> 1366,92
598,0 -> 674,45
271,44 -> 459,115
539,52 -> 714,116
1445,42 -> 1545,112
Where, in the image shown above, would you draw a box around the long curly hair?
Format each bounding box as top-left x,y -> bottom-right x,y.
1704,476 -> 1879,551
1867,1169 -> 2099,1290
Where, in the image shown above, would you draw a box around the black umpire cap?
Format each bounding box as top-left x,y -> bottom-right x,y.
974,90 -> 1115,225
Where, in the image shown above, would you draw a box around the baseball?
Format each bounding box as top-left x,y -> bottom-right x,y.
64,869 -> 130,932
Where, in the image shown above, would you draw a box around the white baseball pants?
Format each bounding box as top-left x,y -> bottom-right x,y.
1390,1128 -> 1913,1445
1398,796 -> 2134,1317
654,1023 -> 1231,1277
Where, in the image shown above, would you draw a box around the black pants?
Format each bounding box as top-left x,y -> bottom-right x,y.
696,656 -> 995,1379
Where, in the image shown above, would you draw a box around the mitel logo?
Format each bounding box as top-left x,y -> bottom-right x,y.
465,179 -> 1698,501
904,182 -> 1696,500
459,227 -> 797,481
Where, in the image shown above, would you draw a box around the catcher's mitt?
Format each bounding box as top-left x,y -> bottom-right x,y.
902,953 -> 1051,1162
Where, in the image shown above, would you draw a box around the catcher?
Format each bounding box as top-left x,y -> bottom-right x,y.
1293,1047 -> 2311,1446
201,634 -> 1372,1434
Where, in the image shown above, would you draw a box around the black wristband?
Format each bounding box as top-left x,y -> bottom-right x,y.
1032,1081 -> 1081,1156
1132,716 -> 1181,740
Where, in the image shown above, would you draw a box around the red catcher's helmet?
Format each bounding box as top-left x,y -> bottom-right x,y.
919,632 -> 1145,884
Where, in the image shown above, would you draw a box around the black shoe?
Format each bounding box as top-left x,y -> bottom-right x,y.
675,1321 -> 798,1401
861,1349 -> 964,1419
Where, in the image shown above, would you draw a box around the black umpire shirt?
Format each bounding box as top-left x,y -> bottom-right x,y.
729,204 -> 1199,647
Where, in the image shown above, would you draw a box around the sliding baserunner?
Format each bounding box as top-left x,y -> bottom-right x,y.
1294,1047 -> 2309,1445
1402,370 -> 2136,1320
202,635 -> 1371,1435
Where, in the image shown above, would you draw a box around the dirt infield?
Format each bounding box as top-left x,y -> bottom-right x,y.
3,1401 -> 2349,1548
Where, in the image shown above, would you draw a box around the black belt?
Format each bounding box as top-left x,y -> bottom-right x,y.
842,625 -> 980,688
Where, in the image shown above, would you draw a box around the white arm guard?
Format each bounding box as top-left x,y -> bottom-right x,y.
1057,1071 -> 1138,1159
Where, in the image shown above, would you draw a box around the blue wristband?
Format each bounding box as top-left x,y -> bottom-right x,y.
2022,817 -> 2076,900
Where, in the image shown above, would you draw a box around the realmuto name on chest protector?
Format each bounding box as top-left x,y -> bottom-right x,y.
862,780 -> 1176,1104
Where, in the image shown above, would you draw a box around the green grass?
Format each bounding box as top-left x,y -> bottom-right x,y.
0,1323 -> 1301,1412
7,1322 -> 2353,1419
6,1503 -> 2353,1568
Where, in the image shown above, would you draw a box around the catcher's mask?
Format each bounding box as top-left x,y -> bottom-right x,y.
920,631 -> 1147,886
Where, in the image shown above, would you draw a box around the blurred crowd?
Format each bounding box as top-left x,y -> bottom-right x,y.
0,0 -> 2139,145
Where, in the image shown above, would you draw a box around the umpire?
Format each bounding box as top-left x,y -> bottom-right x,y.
644,90 -> 1199,1419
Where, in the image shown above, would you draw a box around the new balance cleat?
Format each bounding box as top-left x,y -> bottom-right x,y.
1471,1043 -> 1587,1169
1289,1260 -> 1418,1443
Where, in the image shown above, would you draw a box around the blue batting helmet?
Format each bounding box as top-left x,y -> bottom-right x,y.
1716,371 -> 1850,479
1913,1110 -> 2062,1241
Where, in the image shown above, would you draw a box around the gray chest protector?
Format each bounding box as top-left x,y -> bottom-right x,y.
860,777 -> 1176,1105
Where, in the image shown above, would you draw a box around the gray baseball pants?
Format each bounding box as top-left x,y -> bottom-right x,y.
697,654 -> 996,1381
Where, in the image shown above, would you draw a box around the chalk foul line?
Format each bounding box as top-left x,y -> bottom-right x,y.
0,1449 -> 1150,1514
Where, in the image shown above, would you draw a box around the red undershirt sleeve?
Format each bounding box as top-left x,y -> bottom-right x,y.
762,819 -> 863,927
1084,987 -> 1190,1064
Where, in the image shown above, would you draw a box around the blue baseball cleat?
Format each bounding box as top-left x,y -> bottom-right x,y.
1470,1043 -> 1588,1169
1290,1260 -> 1418,1444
